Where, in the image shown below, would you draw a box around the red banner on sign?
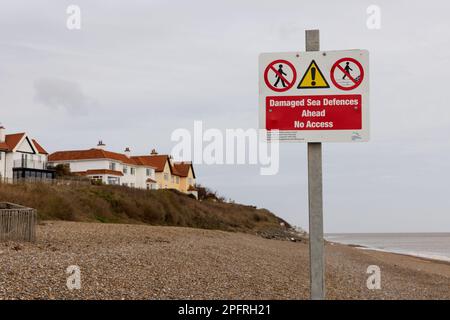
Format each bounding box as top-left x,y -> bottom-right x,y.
266,95 -> 362,130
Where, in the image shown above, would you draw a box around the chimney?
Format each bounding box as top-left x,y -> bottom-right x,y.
0,125 -> 5,143
97,140 -> 106,150
150,148 -> 158,155
124,147 -> 131,158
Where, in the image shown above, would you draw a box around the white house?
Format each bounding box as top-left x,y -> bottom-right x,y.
48,142 -> 158,190
0,126 -> 55,182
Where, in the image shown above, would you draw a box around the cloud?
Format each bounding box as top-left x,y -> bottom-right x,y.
33,78 -> 96,115
0,0 -> 448,232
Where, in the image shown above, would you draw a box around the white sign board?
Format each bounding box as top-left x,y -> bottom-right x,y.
259,50 -> 370,142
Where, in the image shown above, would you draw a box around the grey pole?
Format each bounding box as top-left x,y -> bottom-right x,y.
305,29 -> 325,300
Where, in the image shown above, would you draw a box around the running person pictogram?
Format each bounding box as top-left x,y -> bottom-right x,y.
273,64 -> 287,88
330,57 -> 364,91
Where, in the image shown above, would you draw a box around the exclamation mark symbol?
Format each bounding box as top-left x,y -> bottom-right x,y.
311,67 -> 316,86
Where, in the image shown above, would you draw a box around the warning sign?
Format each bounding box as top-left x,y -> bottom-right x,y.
259,50 -> 369,143
330,57 -> 364,91
297,60 -> 329,89
266,95 -> 362,131
263,60 -> 297,92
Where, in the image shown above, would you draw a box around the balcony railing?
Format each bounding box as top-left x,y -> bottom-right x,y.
13,159 -> 47,170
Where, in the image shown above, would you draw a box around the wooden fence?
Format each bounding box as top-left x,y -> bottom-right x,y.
0,202 -> 37,242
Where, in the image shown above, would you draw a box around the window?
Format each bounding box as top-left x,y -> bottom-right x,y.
146,168 -> 152,176
171,176 -> 174,183
164,173 -> 169,181
109,162 -> 116,171
123,166 -> 128,174
188,178 -> 193,185
130,168 -> 135,175
130,183 -> 135,188
176,176 -> 179,184
107,176 -> 119,185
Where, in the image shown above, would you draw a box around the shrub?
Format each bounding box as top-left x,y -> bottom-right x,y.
0,183 -> 289,233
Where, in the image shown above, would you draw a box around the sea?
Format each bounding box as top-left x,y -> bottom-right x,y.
325,233 -> 450,262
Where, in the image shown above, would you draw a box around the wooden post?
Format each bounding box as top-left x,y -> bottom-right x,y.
306,29 -> 325,300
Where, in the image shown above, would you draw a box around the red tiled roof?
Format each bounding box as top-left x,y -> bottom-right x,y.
0,133 -> 48,155
0,142 -> 8,151
49,150 -> 194,178
49,149 -> 140,166
32,139 -> 48,155
5,133 -> 25,151
74,169 -> 124,177
172,162 -> 195,178
131,155 -> 171,173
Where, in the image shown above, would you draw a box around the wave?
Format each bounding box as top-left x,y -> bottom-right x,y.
356,246 -> 450,263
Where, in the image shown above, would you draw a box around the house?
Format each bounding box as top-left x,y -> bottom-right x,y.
131,150 -> 173,189
48,144 -> 197,197
131,149 -> 197,198
48,142 -> 158,190
0,126 -> 55,182
172,161 -> 196,195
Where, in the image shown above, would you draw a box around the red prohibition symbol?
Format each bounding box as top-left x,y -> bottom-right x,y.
264,59 -> 297,92
330,57 -> 364,91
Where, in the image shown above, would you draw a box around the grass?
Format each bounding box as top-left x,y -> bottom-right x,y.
0,183 -> 289,233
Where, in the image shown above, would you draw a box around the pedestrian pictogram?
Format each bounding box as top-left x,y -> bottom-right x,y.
264,59 -> 297,92
274,64 -> 288,87
342,62 -> 353,80
330,57 -> 364,91
297,60 -> 329,89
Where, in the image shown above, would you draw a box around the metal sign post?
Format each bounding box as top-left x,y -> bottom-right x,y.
258,28 -> 370,300
305,29 -> 325,300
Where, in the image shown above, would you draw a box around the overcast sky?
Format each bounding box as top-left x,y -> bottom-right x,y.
1,0 -> 449,232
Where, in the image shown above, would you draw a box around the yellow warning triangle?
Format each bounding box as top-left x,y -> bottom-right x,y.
297,60 -> 330,89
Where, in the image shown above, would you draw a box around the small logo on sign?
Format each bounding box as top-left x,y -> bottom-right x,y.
351,132 -> 362,141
